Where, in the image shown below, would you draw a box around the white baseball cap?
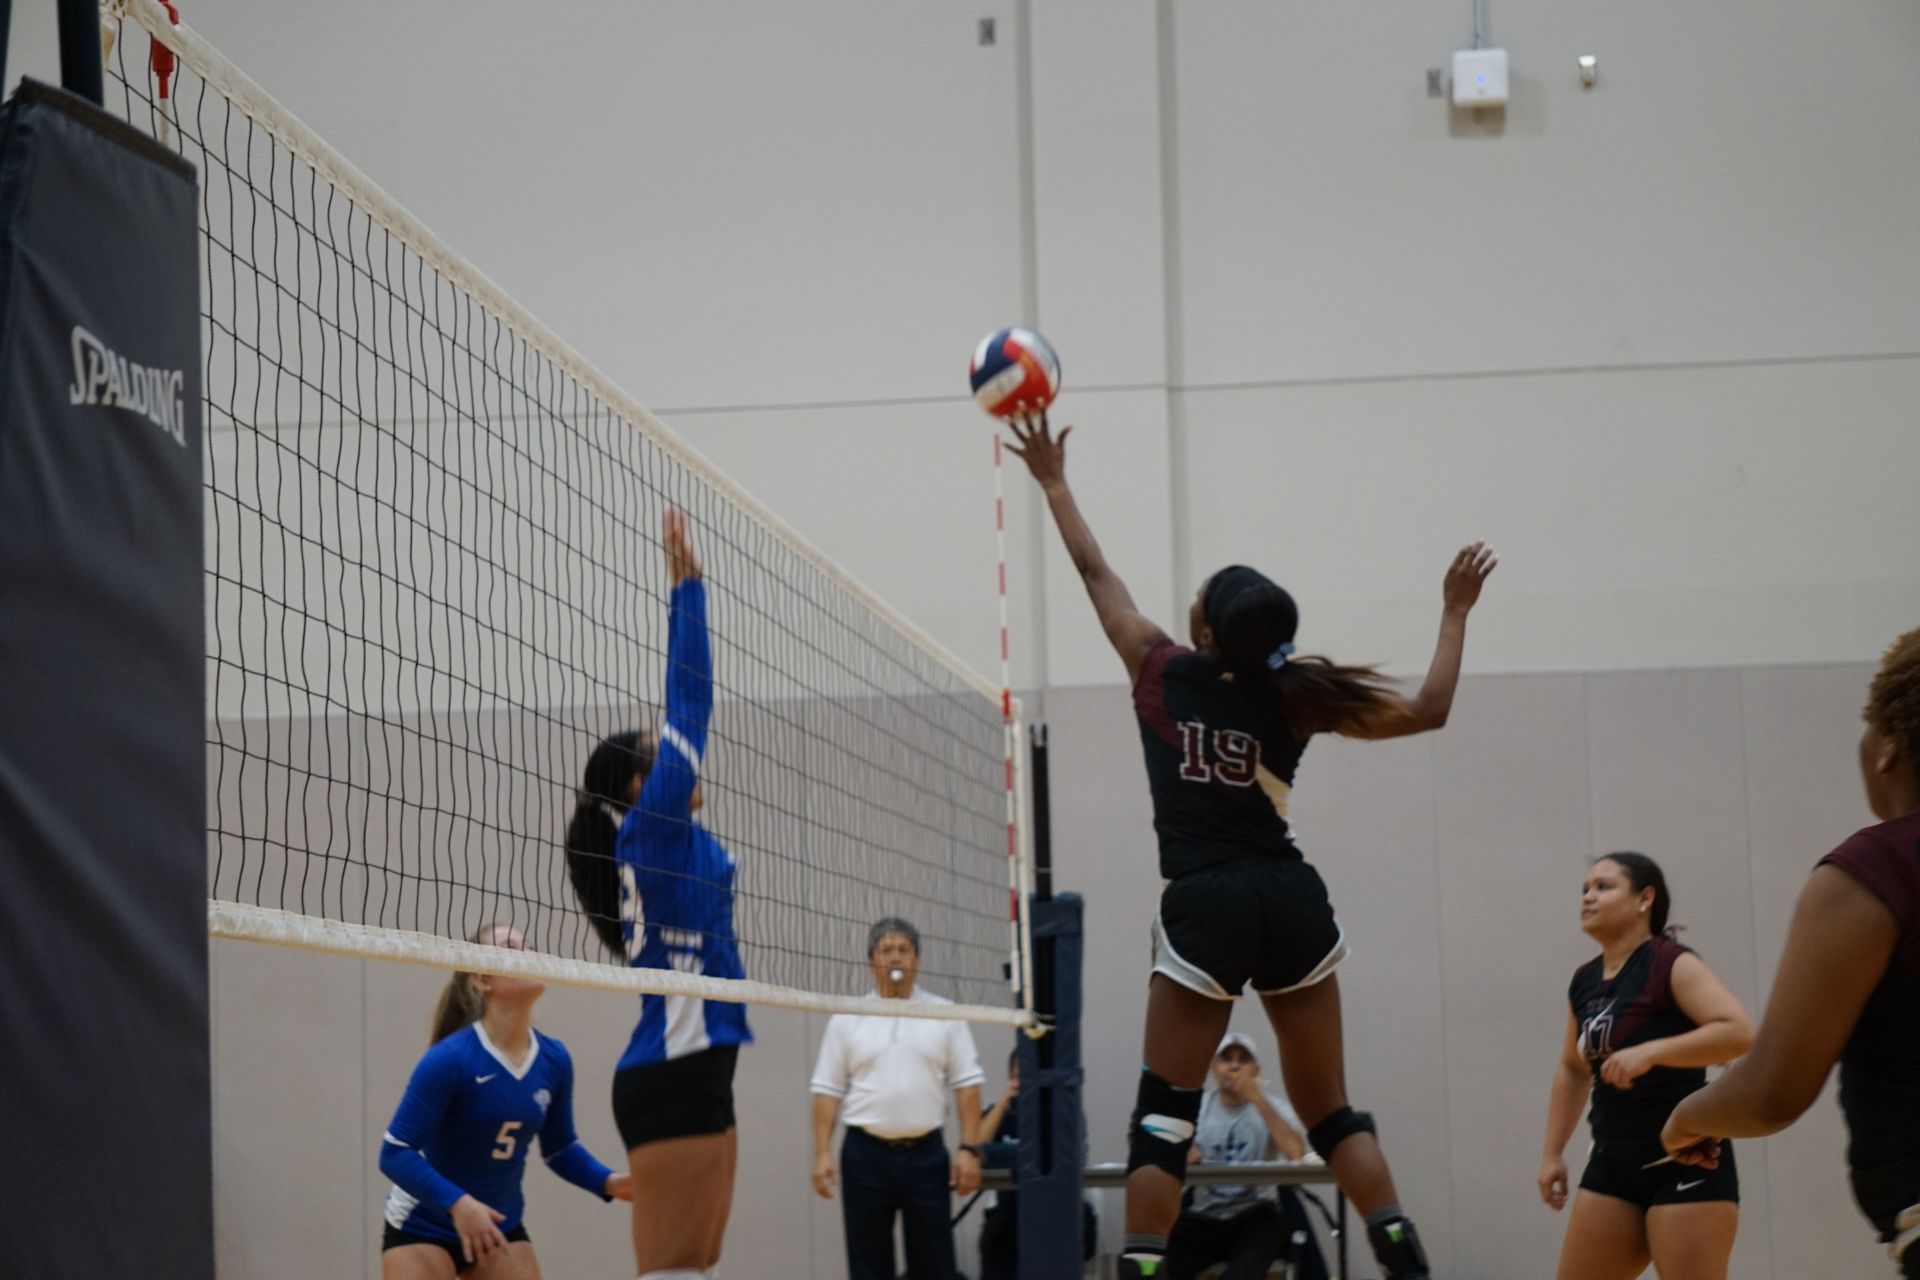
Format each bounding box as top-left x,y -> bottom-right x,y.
1214,1031 -> 1259,1061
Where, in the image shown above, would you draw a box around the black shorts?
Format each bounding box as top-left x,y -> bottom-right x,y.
381,1222 -> 529,1271
1580,1138 -> 1739,1208
613,1044 -> 739,1149
1153,858 -> 1347,999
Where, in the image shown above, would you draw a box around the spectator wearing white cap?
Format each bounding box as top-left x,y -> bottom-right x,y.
1167,1033 -> 1329,1280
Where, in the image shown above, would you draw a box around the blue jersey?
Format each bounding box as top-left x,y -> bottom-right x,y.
379,1024 -> 613,1241
615,578 -> 752,1069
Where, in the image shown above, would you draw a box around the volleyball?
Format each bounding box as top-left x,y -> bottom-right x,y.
969,327 -> 1061,420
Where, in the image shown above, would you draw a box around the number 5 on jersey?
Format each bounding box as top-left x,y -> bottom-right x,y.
493,1120 -> 522,1160
1177,721 -> 1261,786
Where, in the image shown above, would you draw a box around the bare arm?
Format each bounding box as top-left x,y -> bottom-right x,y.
1249,1092 -> 1308,1161
1340,542 -> 1496,741
951,1084 -> 985,1195
1539,1011 -> 1592,1210
1663,866 -> 1897,1159
1599,952 -> 1753,1088
811,1093 -> 841,1199
980,1087 -> 1014,1143
1006,415 -> 1169,682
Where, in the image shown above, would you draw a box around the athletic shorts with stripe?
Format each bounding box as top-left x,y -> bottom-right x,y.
1151,858 -> 1347,1000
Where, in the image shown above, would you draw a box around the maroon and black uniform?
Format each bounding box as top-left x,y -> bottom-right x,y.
1817,809 -> 1920,1265
1570,936 -> 1738,1206
1131,639 -> 1345,998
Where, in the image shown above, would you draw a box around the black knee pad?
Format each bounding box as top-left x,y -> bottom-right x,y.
1126,1069 -> 1202,1180
1368,1213 -> 1430,1280
1306,1106 -> 1375,1161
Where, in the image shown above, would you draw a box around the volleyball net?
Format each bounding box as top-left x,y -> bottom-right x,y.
96,0 -> 1031,1024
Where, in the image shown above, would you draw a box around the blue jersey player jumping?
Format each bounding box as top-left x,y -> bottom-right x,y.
378,923 -> 628,1278
565,508 -> 751,1280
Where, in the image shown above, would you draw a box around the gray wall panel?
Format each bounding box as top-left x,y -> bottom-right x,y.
1585,669 -> 1771,1280
1431,674 -> 1594,1280
212,941 -> 366,1278
1741,663 -> 1886,1280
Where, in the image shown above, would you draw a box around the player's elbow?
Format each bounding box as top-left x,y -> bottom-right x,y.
1749,1089 -> 1812,1134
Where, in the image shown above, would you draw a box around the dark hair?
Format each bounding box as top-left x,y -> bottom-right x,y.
429,923 -> 501,1045
1595,851 -> 1674,939
565,730 -> 655,957
1865,627 -> 1920,773
867,916 -> 920,956
1204,566 -> 1400,738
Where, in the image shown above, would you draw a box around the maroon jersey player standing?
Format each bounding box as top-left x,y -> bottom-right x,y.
1539,852 -> 1752,1280
1664,628 -> 1920,1276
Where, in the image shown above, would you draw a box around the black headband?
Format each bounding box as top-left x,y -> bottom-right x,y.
1202,565 -> 1274,637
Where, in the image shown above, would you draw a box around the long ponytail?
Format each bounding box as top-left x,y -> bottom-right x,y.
1207,567 -> 1400,738
428,923 -> 498,1045
566,730 -> 654,957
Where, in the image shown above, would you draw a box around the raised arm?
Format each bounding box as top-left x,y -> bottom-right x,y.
1662,865 -> 1897,1163
1341,541 -> 1496,740
638,509 -> 711,822
1006,414 -> 1169,682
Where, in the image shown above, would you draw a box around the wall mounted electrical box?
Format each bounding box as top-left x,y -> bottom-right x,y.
1452,48 -> 1509,107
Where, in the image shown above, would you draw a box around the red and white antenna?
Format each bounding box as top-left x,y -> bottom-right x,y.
148,0 -> 182,145
993,427 -> 1025,1005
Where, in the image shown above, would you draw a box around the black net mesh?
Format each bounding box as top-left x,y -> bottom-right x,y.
103,17 -> 1017,1011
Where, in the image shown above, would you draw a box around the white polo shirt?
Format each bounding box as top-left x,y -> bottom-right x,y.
809,987 -> 986,1140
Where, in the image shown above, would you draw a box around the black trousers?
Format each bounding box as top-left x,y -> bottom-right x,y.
1167,1194 -> 1329,1280
841,1128 -> 956,1280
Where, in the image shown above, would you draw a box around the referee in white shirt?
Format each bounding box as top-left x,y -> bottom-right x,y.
811,917 -> 987,1280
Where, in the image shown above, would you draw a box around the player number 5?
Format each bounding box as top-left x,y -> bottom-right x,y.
492,1120 -> 523,1160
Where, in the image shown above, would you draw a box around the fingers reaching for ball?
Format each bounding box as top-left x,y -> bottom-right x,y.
1004,413 -> 1072,489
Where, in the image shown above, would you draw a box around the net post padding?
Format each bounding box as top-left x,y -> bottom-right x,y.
211,902 -> 1030,1025
1012,698 -> 1037,1022
106,0 -> 997,706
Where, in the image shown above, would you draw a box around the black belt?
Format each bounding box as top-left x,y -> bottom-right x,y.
853,1126 -> 941,1151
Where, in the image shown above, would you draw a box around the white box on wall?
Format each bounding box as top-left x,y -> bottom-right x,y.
1452,48 -> 1509,107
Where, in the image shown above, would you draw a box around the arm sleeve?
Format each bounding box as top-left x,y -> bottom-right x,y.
636,579 -> 713,826
809,1018 -> 850,1098
948,1021 -> 986,1091
538,1047 -> 614,1200
1820,827 -> 1920,935
378,1050 -> 467,1213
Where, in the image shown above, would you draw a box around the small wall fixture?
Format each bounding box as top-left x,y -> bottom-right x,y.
1578,55 -> 1598,88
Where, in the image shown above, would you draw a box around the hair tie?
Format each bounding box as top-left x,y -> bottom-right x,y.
1266,642 -> 1295,670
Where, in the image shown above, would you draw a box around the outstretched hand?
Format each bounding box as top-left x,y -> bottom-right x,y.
664,508 -> 702,585
1003,412 -> 1073,490
1443,540 -> 1497,614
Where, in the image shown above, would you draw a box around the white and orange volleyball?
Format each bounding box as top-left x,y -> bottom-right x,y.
968,327 -> 1061,420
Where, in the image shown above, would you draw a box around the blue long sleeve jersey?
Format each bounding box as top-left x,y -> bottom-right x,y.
379,1024 -> 613,1241
615,578 -> 753,1069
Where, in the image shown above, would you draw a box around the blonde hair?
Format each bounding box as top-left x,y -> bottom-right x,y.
428,923 -> 504,1045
